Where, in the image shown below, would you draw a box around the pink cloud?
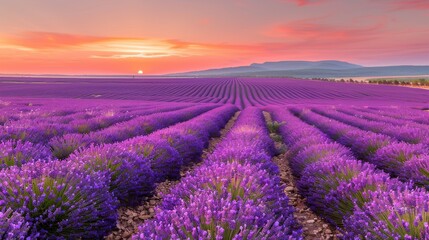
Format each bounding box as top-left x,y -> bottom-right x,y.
393,0 -> 429,9
285,0 -> 429,10
265,18 -> 384,44
281,0 -> 328,6
372,0 -> 429,10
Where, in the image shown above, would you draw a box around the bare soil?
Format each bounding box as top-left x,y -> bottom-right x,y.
106,111 -> 240,239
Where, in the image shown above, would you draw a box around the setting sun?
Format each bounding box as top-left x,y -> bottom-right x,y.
138,70 -> 143,74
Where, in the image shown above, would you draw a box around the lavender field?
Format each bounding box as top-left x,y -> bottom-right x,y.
1,77 -> 429,239
1,77 -> 429,107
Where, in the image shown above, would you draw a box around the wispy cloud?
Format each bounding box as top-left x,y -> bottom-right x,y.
5,31 -> 107,49
280,0 -> 328,6
392,0 -> 429,10
284,0 -> 429,10
265,18 -> 384,44
370,0 -> 429,10
1,32 -> 216,59
0,31 -> 265,60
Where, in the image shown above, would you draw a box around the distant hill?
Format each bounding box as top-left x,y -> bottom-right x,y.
249,60 -> 362,71
171,60 -> 429,78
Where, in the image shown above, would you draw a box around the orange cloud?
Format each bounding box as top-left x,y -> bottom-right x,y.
5,31 -> 107,49
1,31 -> 261,59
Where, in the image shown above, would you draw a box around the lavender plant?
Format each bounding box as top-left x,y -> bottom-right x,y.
68,144 -> 155,205
324,170 -> 409,226
151,130 -> 204,165
207,145 -> 279,175
291,143 -> 352,176
402,155 -> 429,189
135,190 -> 301,240
124,137 -> 183,181
298,158 -> 375,216
371,142 -> 427,177
344,188 -> 429,239
0,140 -> 52,169
0,208 -> 31,239
49,133 -> 93,159
161,161 -> 287,215
0,160 -> 118,238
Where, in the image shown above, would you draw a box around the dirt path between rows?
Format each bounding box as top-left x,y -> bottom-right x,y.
263,112 -> 340,240
106,111 -> 240,239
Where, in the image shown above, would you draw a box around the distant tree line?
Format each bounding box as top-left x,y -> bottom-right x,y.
312,77 -> 429,86
312,78 -> 361,83
367,78 -> 429,86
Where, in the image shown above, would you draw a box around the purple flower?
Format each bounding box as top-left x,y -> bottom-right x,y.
68,144 -> 155,206
371,142 -> 427,177
0,160 -> 118,238
123,137 -> 183,181
0,140 -> 52,169
0,208 -> 31,239
89,105 -> 216,144
402,155 -> 429,189
49,133 -> 93,159
292,143 -> 353,176
344,187 -> 429,239
150,130 -> 204,165
161,161 -> 286,215
298,158 -> 375,216
325,170 -> 410,227
207,145 -> 279,175
341,131 -> 393,159
2,121 -> 72,144
71,119 -> 99,134
135,190 -> 301,240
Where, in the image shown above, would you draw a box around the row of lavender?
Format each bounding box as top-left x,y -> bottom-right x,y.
134,108 -> 302,239
0,102 -> 169,151
295,107 -> 429,190
268,106 -> 429,239
0,103 -> 189,144
312,107 -> 429,145
49,104 -> 216,159
0,99 -> 85,125
360,106 -> 429,125
0,104 -> 216,169
0,99 -> 154,127
0,104 -> 237,238
337,107 -> 429,129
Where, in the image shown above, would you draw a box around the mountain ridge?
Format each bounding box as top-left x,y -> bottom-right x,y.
171,60 -> 429,78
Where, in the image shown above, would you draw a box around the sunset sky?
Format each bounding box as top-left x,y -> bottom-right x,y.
0,0 -> 428,74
